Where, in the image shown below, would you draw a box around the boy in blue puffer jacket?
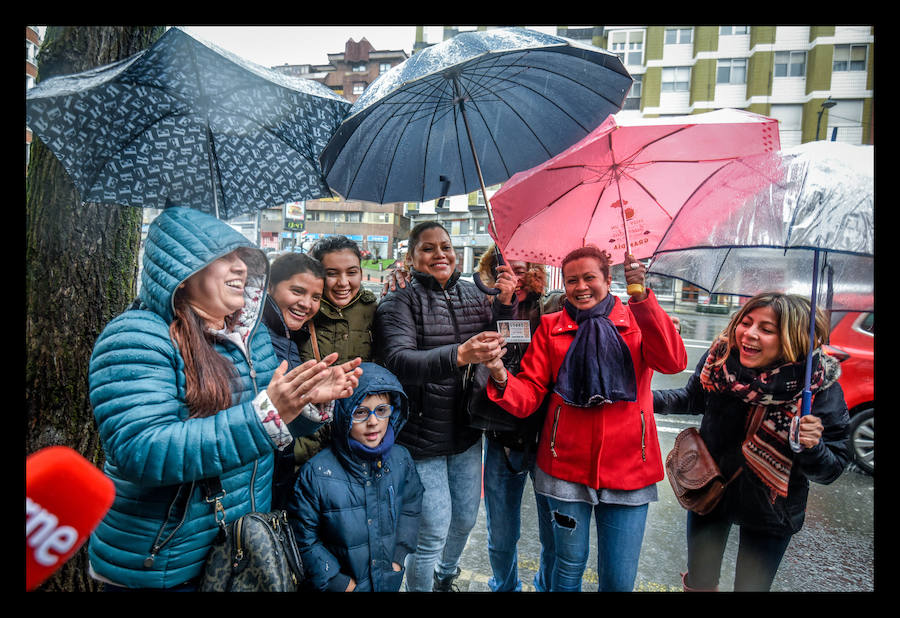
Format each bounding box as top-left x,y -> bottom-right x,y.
288,363 -> 424,591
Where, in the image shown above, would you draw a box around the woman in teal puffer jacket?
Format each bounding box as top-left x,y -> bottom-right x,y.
87,207 -> 360,590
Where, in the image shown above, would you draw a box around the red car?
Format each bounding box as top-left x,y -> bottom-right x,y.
823,311 -> 874,475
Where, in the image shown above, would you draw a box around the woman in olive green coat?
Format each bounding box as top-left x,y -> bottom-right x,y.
300,235 -> 378,365
295,236 -> 379,465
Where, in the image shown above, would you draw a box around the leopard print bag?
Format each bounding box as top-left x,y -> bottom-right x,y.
198,479 -> 304,592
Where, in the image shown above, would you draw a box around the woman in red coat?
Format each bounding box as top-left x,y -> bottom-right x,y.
484,245 -> 687,591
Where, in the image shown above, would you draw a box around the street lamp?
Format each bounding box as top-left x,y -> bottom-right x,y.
816,97 -> 837,140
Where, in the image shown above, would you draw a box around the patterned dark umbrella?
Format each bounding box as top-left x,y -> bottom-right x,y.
26,27 -> 350,219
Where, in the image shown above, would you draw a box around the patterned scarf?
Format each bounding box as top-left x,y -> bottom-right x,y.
700,337 -> 840,501
553,294 -> 637,408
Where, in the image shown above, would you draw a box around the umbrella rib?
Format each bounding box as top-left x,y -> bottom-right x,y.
615,167 -> 678,219
504,178 -> 597,241
582,181 -> 612,249
467,53 -> 628,123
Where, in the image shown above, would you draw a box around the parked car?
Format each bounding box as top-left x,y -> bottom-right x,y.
823,311 -> 874,475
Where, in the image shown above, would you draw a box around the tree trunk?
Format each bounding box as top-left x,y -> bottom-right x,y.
25,25 -> 164,593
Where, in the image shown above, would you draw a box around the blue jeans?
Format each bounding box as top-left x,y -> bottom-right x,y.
483,437 -> 554,592
685,510 -> 792,591
543,496 -> 648,592
404,437 -> 483,592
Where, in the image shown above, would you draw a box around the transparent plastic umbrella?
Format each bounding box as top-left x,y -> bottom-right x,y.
649,141 -> 874,449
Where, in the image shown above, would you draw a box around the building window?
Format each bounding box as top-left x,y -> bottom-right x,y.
623,74 -> 642,110
774,51 -> 806,77
719,26 -> 749,36
610,29 -> 644,67
833,44 -> 867,72
661,67 -> 691,92
353,82 -> 366,95
716,58 -> 747,84
379,62 -> 391,74
664,28 -> 692,45
351,63 -> 366,72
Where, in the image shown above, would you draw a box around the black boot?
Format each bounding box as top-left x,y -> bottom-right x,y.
433,567 -> 461,592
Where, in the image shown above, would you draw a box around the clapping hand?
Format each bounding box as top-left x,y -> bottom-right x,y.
267,354 -> 362,424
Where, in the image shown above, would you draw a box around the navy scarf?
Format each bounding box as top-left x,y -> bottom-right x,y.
348,424 -> 396,461
553,294 -> 637,407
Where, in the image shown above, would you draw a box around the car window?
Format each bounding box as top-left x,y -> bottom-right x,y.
858,312 -> 874,334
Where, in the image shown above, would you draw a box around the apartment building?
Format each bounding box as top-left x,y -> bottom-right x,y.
604,25 -> 873,146
265,37 -> 411,255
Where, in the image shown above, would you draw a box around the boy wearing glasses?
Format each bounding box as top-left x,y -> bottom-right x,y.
287,362 -> 424,592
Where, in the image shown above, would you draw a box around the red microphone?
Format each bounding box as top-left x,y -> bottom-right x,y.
26,446 -> 115,591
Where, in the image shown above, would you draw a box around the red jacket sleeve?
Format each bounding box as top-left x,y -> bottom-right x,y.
487,315 -> 555,418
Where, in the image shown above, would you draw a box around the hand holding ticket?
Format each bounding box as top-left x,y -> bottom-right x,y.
497,320 -> 531,343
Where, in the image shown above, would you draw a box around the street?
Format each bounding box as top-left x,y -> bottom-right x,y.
451,309 -> 875,592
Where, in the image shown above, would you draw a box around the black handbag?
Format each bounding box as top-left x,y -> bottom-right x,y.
198,477 -> 304,592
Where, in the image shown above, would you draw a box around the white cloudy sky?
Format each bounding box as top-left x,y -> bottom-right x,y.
181,25 -> 559,68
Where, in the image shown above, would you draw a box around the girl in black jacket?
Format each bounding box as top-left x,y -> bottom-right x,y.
375,222 -> 516,591
653,292 -> 850,591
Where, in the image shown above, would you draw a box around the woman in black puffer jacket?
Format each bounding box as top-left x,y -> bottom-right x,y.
653,292 -> 850,592
375,222 -> 516,592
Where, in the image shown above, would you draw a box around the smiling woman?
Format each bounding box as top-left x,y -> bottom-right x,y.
653,292 -> 850,591
86,207 -> 361,590
375,221 -> 518,592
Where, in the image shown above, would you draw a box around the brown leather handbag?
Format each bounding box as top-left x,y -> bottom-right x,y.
665,408 -> 765,516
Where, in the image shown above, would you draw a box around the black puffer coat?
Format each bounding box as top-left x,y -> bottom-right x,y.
375,269 -> 516,459
653,350 -> 850,535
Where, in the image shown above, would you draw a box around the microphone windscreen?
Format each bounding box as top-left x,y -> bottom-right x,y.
26,446 -> 115,591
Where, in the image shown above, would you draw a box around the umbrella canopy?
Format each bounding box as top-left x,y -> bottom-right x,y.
649,140 -> 873,431
489,108 -> 781,267
649,141 -> 874,313
26,26 -> 351,219
319,27 -> 633,205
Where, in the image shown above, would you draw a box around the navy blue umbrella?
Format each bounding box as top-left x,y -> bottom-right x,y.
320,27 -> 632,210
26,27 -> 351,219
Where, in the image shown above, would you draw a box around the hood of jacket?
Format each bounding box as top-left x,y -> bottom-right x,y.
139,207 -> 268,325
331,362 -> 409,467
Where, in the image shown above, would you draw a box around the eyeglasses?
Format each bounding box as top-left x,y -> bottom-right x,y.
350,403 -> 393,424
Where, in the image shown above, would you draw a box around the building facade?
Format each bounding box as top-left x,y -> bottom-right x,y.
271,37 -> 408,103
268,37 -> 411,256
603,25 -> 873,146
26,26 -> 43,171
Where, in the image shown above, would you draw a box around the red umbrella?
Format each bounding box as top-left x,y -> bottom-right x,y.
489,109 -> 780,272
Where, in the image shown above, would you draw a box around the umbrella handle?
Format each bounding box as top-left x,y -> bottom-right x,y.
473,250 -> 505,296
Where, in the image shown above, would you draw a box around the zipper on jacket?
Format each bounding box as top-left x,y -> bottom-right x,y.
640,409 -> 646,462
143,481 -> 194,568
443,288 -> 462,344
550,405 -> 561,458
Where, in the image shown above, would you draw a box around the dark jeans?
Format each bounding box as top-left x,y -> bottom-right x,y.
686,509 -> 792,591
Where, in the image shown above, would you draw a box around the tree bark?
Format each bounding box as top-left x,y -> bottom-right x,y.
25,25 -> 165,592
